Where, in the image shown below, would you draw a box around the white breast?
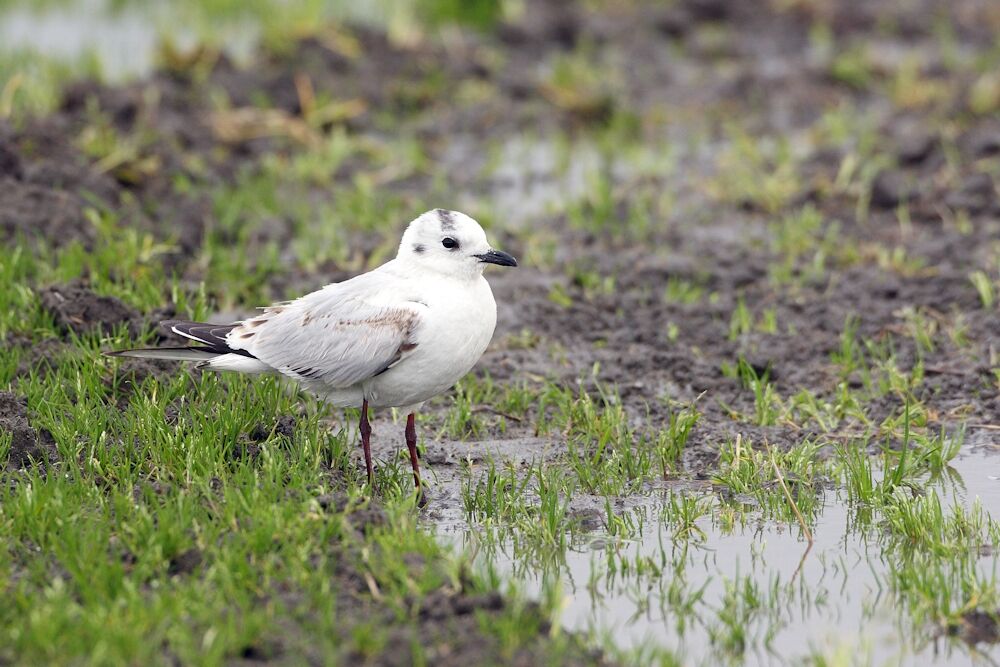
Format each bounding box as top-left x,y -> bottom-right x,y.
364,275 -> 497,409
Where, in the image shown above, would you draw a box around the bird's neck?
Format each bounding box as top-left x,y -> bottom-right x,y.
392,256 -> 484,283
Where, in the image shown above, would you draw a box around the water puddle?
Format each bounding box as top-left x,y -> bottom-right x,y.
0,0 -> 259,80
436,438 -> 1000,665
439,136 -> 603,226
2,1 -> 160,80
0,0 -> 392,81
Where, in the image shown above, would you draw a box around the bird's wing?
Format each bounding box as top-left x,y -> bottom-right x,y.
226,274 -> 424,388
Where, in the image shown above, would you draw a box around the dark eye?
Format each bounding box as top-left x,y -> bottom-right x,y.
442,237 -> 459,249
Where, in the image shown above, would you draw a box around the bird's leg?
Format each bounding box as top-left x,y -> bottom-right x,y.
404,412 -> 421,493
359,399 -> 374,486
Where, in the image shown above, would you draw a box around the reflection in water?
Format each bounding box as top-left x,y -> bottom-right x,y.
441,444 -> 1000,666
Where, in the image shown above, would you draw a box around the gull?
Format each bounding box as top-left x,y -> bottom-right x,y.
109,209 -> 517,493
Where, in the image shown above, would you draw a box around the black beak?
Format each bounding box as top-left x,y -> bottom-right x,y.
476,249 -> 518,267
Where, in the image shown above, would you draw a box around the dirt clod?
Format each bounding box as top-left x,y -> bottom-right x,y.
896,129 -> 937,165
249,415 -> 297,442
870,169 -> 913,208
316,492 -> 388,532
238,639 -> 283,662
167,547 -> 204,576
0,391 -> 59,470
419,590 -> 504,621
40,282 -> 142,338
945,172 -> 997,214
0,179 -> 96,247
0,139 -> 23,178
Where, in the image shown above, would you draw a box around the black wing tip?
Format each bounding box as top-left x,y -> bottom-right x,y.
159,319 -> 257,359
106,319 -> 259,360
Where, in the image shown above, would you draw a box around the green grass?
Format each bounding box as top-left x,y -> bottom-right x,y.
708,125 -> 802,215
0,48 -> 101,119
0,324 -> 588,664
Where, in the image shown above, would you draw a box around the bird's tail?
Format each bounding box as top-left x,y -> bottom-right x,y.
105,348 -> 220,362
106,320 -> 270,373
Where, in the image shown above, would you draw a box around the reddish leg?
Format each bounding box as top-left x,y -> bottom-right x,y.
359,399 -> 374,486
405,413 -> 421,492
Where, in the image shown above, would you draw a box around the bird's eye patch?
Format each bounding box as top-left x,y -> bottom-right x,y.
442,237 -> 459,249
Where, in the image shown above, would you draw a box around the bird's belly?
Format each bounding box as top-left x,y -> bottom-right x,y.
366,363 -> 460,409
365,286 -> 496,409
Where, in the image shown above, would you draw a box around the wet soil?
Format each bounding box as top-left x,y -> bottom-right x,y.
242,566 -> 607,667
39,281 -> 145,337
3,0 -> 1000,662
0,390 -> 59,470
3,0 -> 995,454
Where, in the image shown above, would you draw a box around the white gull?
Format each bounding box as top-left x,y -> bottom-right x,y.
110,208 -> 518,493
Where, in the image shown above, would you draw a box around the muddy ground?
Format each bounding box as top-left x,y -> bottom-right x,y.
2,0 -> 1000,661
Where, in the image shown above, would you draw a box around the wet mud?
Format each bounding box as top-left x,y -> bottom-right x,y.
0,390 -> 59,470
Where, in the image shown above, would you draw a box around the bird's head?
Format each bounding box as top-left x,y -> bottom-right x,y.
398,209 -> 518,277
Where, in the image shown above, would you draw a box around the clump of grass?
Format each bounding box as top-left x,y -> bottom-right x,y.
900,306 -> 938,355
828,44 -> 875,90
719,359 -> 785,427
570,266 -> 616,299
837,400 -> 963,507
540,49 -> 618,125
969,270 -> 996,309
416,0 -> 504,30
663,277 -> 707,305
559,388 -> 652,495
728,299 -> 778,341
0,49 -> 101,120
712,436 -> 825,528
767,205 -> 858,285
968,71 -> 1000,115
709,125 -> 802,214
656,404 -> 700,477
461,458 -> 576,568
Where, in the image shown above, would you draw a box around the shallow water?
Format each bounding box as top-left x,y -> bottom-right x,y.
438,437 -> 1000,666
0,0 -> 387,81
3,0 -> 186,80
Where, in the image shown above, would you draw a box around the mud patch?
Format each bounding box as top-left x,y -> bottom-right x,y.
249,414 -> 297,442
0,391 -> 59,470
37,282 -> 177,342
3,333 -> 70,381
325,568 -> 604,667
0,177 -> 98,247
166,547 -> 204,577
39,282 -> 143,337
228,414 -> 299,461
